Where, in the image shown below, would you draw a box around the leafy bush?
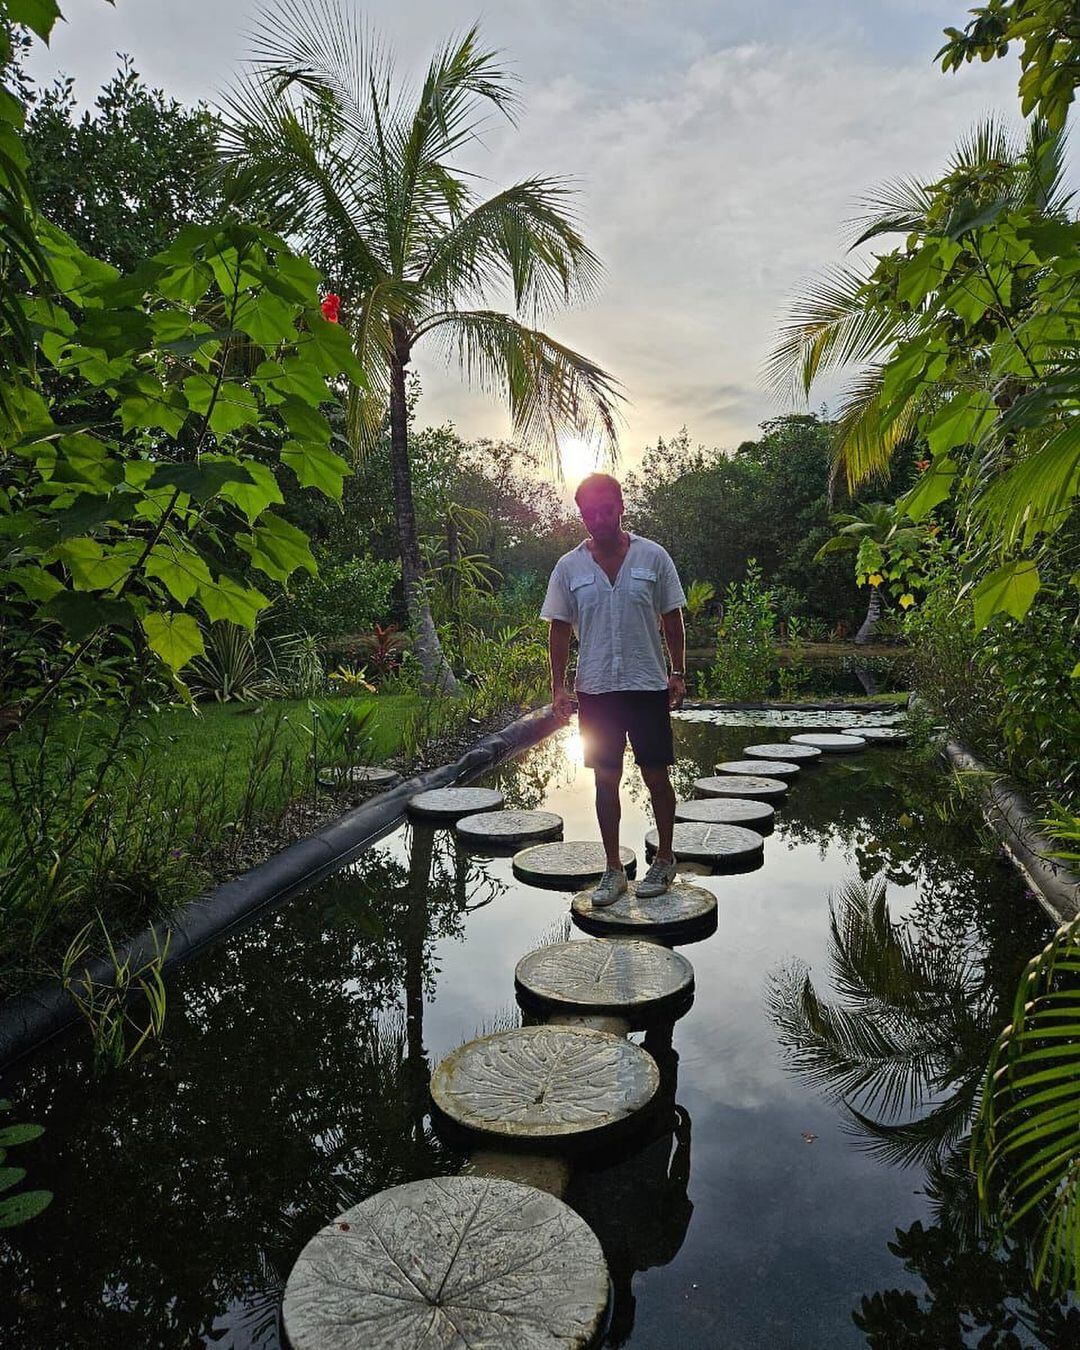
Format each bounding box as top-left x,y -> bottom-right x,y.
698,562 -> 777,700
269,557 -> 398,642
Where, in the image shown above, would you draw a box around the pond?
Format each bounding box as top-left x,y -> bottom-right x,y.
1,716 -> 1074,1348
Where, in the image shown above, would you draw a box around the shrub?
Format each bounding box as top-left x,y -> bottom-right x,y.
269,557 -> 398,641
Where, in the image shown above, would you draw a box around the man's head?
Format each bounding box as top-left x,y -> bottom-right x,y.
574,472 -> 623,544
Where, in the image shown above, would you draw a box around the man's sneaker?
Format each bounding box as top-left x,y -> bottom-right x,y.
591,866 -> 628,908
636,857 -> 678,898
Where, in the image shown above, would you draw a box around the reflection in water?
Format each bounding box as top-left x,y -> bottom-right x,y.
768,874 -> 1079,1346
571,1021 -> 694,1347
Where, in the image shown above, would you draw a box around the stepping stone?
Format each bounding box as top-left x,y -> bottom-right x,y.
512,840 -> 636,890
456,809 -> 563,848
715,758 -> 800,778
693,773 -> 788,801
675,796 -> 775,834
282,1175 -> 609,1350
842,725 -> 908,744
790,732 -> 866,753
317,764 -> 399,789
644,822 -> 764,870
571,879 -> 717,942
430,1025 -> 658,1144
516,938 -> 693,1025
407,786 -> 505,820
743,742 -> 823,763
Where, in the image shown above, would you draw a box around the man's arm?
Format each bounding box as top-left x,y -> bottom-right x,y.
661,607 -> 686,710
548,619 -> 574,720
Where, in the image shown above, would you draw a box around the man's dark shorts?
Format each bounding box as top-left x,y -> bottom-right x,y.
576,689 -> 674,771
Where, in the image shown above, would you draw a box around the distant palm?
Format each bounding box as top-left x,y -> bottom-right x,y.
814,501 -> 923,643
219,4 -> 621,689
766,117 -> 1071,489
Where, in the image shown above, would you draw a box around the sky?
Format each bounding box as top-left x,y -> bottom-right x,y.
25,1 -> 1042,478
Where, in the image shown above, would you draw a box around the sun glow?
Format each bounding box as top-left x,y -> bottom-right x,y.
558,436 -> 600,488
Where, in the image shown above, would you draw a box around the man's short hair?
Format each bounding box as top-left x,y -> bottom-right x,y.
574,472 -> 623,507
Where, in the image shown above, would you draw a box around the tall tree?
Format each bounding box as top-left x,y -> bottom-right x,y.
218,5 -> 621,691
24,58 -> 221,272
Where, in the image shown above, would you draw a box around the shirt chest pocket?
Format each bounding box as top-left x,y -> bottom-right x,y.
628,565 -> 658,606
569,573 -> 596,611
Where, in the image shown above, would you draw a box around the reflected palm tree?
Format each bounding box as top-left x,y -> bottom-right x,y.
767,874 -> 995,1170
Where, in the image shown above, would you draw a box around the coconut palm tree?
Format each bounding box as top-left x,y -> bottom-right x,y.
218,5 -> 621,690
766,117 -> 1072,491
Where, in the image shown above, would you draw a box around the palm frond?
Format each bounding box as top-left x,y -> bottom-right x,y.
418,178 -> 603,315
972,916 -> 1080,1296
849,176 -> 936,247
831,365 -> 921,489
764,264 -> 907,400
421,308 -> 622,469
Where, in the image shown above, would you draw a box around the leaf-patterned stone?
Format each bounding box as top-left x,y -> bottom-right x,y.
742,742 -> 823,762
674,796 -> 775,833
644,821 -> 764,866
431,1025 -> 658,1141
407,787 -> 505,820
515,939 -> 693,1021
283,1176 -> 609,1350
789,733 -> 867,752
455,809 -> 563,846
512,841 -> 636,889
693,774 -> 789,801
571,880 -> 718,942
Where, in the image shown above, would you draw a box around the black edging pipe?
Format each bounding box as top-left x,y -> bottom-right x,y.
0,704 -> 560,1074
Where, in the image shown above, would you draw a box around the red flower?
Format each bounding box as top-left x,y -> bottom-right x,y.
915,458 -> 931,473
321,293 -> 341,323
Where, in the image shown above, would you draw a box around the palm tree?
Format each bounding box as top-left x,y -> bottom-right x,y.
813,501 -> 924,643
218,5 -> 621,690
766,117 -> 1072,491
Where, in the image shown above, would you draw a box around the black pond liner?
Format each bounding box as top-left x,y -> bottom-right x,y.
0,704 -> 560,1073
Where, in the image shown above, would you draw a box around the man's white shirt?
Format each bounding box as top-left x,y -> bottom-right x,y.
541,533 -> 687,694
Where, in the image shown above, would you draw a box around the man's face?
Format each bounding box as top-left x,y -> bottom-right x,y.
578,489 -> 623,544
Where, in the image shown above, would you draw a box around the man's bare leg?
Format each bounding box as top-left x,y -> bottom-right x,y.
594,765 -> 624,868
641,764 -> 676,862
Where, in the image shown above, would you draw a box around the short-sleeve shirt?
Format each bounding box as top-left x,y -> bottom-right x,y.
541,533 -> 687,694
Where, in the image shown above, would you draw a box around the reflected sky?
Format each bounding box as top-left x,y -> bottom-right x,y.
0,719 -> 1063,1349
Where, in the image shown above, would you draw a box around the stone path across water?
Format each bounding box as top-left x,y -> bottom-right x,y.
789,732 -> 866,752
512,840 -> 636,889
674,796 -> 775,833
282,1176 -> 610,1350
456,809 -> 564,847
693,773 -> 789,801
571,879 -> 718,942
407,786 -> 505,819
645,821 -> 764,869
715,758 -> 800,778
742,742 -> 823,762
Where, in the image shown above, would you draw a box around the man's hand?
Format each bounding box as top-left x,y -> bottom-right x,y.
667,674 -> 686,710
552,687 -> 575,722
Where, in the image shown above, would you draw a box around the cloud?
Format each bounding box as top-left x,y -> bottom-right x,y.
26,2 -> 1040,468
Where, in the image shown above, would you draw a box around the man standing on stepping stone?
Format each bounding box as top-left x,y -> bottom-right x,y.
542,472 -> 687,906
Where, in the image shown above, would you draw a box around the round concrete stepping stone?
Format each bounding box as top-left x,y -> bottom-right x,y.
693,773 -> 788,801
431,1025 -> 658,1143
571,880 -> 717,942
516,938 -> 693,1024
790,732 -> 866,753
283,1175 -> 609,1350
407,786 -> 505,820
644,821 -> 764,869
318,764 -> 399,789
512,840 -> 636,890
716,758 -> 800,778
743,742 -> 823,762
456,809 -> 563,848
675,796 -> 775,833
842,725 -> 908,744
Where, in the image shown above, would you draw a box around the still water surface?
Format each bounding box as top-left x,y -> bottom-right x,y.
0,717 -> 1069,1348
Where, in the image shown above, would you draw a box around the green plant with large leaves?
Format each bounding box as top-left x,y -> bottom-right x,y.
217,4 -> 622,691
972,915 -> 1080,1297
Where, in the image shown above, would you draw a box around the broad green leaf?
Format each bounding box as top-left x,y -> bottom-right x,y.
3,565 -> 63,602
182,374 -> 260,436
0,1125 -> 43,1147
260,249 -> 323,303
972,560 -> 1041,631
155,260 -> 214,305
146,461 -> 257,502
144,544 -> 214,607
118,375 -> 188,437
281,440 -> 350,500
236,512 -> 317,582
278,395 -> 331,446
56,538 -> 133,592
74,307 -> 153,360
204,454 -> 283,523
0,1190 -> 53,1229
902,457 -> 958,522
6,0 -> 61,41
196,573 -> 268,629
49,435 -> 122,494
254,357 -> 330,408
141,611 -> 205,670
0,1168 -> 26,1193
42,591 -> 135,639
923,392 -> 997,457
301,311 -> 368,385
233,290 -> 300,346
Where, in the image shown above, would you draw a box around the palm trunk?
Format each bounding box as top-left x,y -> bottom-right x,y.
388,334 -> 459,695
854,584 -> 882,646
